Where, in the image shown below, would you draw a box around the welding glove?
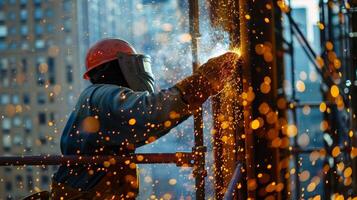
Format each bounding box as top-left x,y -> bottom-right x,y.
197,52 -> 241,93
175,52 -> 241,108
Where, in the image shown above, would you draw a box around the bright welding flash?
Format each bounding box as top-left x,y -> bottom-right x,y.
228,47 -> 242,57
227,47 -> 242,71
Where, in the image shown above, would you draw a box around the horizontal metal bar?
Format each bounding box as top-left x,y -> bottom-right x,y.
0,153 -> 195,167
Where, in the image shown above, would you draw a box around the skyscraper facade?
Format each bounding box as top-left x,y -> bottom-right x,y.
0,0 -> 82,199
0,0 -> 164,198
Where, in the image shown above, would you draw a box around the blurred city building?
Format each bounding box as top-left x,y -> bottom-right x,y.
0,0 -> 81,199
0,0 -> 139,198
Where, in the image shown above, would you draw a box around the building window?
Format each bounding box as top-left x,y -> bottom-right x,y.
20,9 -> 27,21
34,0 -> 41,6
0,40 -> 7,51
13,135 -> 23,146
0,25 -> 7,38
10,65 -> 16,85
2,118 -> 11,132
66,65 -> 73,83
5,167 -> 12,173
12,94 -> 19,104
38,112 -> 46,125
49,93 -> 55,103
49,112 -> 55,125
64,19 -> 71,32
63,0 -> 71,12
23,93 -> 30,104
20,0 -> 27,6
34,8 -> 43,20
0,58 -> 8,86
35,39 -> 45,49
21,58 -> 27,72
48,57 -> 55,84
3,134 -> 11,152
15,175 -> 22,182
21,58 -> 28,74
0,57 -> 8,68
20,25 -> 28,36
41,175 -> 49,187
46,24 -> 54,33
0,94 -> 10,105
24,117 -> 32,133
15,175 -> 23,187
27,175 -> 34,191
65,36 -> 72,45
13,116 -> 21,127
67,92 -> 75,106
37,92 -> 46,104
35,24 -> 43,36
25,136 -> 32,148
0,11 -> 4,22
21,42 -> 29,50
5,181 -> 12,192
39,134 -> 46,145
36,57 -> 45,85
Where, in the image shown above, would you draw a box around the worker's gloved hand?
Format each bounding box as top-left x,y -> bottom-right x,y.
197,52 -> 241,93
175,52 -> 241,109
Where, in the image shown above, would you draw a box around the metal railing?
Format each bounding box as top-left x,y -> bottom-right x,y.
0,153 -> 194,166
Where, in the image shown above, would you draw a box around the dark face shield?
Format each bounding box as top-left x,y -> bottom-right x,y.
117,52 -> 155,93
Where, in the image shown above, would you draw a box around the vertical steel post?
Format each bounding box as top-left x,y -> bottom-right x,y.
238,0 -> 256,198
188,0 -> 206,199
239,0 -> 282,199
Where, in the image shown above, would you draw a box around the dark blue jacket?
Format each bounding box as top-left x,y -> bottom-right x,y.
53,84 -> 191,190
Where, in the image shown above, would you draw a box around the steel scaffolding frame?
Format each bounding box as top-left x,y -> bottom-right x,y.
282,0 -> 354,198
223,0 -> 356,199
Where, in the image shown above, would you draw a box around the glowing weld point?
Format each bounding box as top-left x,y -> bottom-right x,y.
228,47 -> 242,57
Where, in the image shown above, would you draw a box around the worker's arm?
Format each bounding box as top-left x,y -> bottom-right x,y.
99,52 -> 241,147
106,85 -> 195,147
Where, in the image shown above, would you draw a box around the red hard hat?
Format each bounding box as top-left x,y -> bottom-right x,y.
83,38 -> 136,79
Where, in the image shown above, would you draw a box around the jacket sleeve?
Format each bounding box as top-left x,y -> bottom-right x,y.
97,85 -> 194,147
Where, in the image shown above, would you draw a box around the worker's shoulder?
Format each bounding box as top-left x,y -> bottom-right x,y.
78,84 -> 127,101
86,84 -> 127,94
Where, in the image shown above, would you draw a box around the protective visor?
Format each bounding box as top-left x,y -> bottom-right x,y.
117,52 -> 155,93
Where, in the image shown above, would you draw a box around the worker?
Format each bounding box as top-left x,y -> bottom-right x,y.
50,38 -> 241,199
